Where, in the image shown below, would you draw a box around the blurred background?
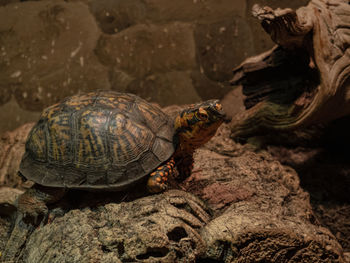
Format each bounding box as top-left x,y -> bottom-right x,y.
0,0 -> 308,134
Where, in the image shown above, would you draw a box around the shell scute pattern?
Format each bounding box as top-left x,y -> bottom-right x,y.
75,109 -> 110,169
21,91 -> 175,189
26,122 -> 47,162
63,93 -> 97,111
47,111 -> 72,165
134,101 -> 167,133
108,112 -> 155,166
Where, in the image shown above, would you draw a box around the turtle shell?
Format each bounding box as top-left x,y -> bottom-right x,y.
20,91 -> 175,190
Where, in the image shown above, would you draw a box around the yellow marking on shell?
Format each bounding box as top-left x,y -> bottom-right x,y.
65,95 -> 95,111
42,103 -> 61,119
112,115 -> 129,161
137,102 -> 165,131
98,97 -> 129,110
150,172 -> 156,177
29,127 -> 46,160
109,113 -> 153,164
76,110 -> 108,166
156,177 -> 161,182
117,97 -> 132,103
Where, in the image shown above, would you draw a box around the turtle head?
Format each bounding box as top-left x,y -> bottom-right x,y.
174,100 -> 227,150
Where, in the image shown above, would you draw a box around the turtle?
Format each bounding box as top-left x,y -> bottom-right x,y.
230,1 -> 350,139
4,90 -> 226,260
19,90 -> 226,209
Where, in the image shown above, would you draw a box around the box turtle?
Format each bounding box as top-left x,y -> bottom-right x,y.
4,91 -> 226,260
4,91 -> 226,259
19,90 -> 225,194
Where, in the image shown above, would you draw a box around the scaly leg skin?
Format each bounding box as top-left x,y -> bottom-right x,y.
147,158 -> 176,193
3,184 -> 66,261
175,154 -> 194,182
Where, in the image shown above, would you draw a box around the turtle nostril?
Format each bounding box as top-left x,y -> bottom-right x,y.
223,115 -> 232,123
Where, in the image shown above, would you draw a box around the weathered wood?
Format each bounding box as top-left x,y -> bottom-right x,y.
0,123 -> 34,189
230,0 -> 350,139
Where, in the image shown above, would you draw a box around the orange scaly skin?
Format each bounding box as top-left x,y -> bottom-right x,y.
147,158 -> 175,193
173,101 -> 225,181
147,100 -> 226,192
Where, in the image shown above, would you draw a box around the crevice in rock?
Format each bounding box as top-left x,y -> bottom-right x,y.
136,247 -> 169,260
167,226 -> 188,242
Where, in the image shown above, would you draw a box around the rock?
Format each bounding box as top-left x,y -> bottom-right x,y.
190,70 -> 232,101
108,68 -> 135,93
126,71 -> 202,106
0,98 -> 40,135
0,216 -> 11,259
0,1 -> 109,111
182,124 -> 345,262
194,16 -> 255,82
89,0 -> 146,34
201,211 -> 343,262
2,123 -> 345,262
0,0 -> 311,135
143,0 -> 247,23
0,187 -> 23,216
0,0 -> 19,6
21,190 -> 209,262
0,86 -> 12,108
95,22 -> 196,79
0,123 -> 34,189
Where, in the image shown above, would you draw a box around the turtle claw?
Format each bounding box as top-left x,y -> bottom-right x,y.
147,172 -> 168,193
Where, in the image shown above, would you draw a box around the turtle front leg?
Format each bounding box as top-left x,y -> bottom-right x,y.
147,158 -> 175,193
17,184 -> 66,225
3,184 -> 66,261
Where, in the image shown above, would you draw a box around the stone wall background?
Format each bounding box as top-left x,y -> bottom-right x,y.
0,0 -> 309,133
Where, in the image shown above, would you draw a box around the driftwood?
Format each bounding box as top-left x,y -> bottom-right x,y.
0,122 -> 345,262
230,0 -> 350,139
0,123 -> 34,189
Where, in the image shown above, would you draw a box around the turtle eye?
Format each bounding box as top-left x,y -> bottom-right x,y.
196,109 -> 208,120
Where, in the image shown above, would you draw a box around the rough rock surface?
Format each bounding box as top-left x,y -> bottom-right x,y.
0,187 -> 23,217
0,217 -> 11,258
266,119 -> 350,254
0,123 -> 346,262
20,190 -> 209,263
0,0 -> 310,133
127,71 -> 202,106
0,1 -> 109,111
194,16 -> 254,82
96,23 -> 197,79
